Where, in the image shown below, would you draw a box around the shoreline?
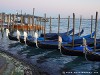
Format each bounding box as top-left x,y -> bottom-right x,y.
0,49 -> 42,75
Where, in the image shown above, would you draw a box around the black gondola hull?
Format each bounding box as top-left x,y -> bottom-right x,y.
86,52 -> 100,61
20,37 -> 25,44
61,46 -> 84,56
38,42 -> 58,49
8,34 -> 18,41
26,40 -> 36,47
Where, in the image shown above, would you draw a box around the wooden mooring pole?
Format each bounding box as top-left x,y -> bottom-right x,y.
94,12 -> 98,51
9,14 -> 11,31
40,18 -> 42,34
49,16 -> 52,33
32,8 -> 35,33
1,13 -> 4,37
12,14 -> 15,30
44,13 -> 46,41
58,14 -> 60,36
79,16 -> 82,36
28,16 -> 30,32
16,12 -> 18,30
21,14 -> 23,31
1,13 -> 3,31
72,13 -> 75,47
1,14 -> 3,32
32,8 -> 35,36
91,15 -> 93,38
7,14 -> 9,30
32,8 -> 35,26
41,19 -> 44,34
67,16 -> 70,35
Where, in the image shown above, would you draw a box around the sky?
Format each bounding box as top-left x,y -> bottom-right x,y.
0,0 -> 100,18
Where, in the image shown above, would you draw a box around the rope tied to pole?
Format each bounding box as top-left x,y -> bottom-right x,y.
83,38 -> 88,61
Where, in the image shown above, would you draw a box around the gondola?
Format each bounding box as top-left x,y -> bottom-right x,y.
46,29 -> 84,40
7,29 -> 20,41
60,40 -> 100,56
7,29 -> 19,41
40,28 -> 74,38
60,45 -> 93,56
8,29 -> 73,44
19,36 -> 25,44
26,36 -> 44,47
83,41 -> 100,61
38,29 -> 88,49
62,31 -> 95,42
71,36 -> 100,49
8,33 -> 18,41
84,50 -> 100,61
26,29 -> 75,47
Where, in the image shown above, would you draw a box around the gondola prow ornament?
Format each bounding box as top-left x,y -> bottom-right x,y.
58,36 -> 62,50
17,30 -> 20,41
6,29 -> 10,37
24,31 -> 27,44
34,32 -> 39,48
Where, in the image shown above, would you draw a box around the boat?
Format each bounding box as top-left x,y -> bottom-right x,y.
19,31 -> 28,44
62,31 -> 95,42
40,28 -> 74,38
26,29 -> 83,47
8,33 -> 18,41
60,45 -> 93,56
47,29 -> 84,40
84,50 -> 100,61
82,38 -> 100,61
60,38 -> 100,58
7,28 -> 73,43
38,40 -> 68,49
37,29 -> 86,49
25,29 -> 74,47
60,36 -> 100,56
26,36 -> 44,47
71,36 -> 100,49
6,29 -> 19,41
19,36 -> 25,43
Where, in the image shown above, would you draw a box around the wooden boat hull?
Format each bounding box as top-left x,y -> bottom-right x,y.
19,36 -> 36,47
26,39 -> 36,47
38,41 -> 58,49
37,29 -> 84,49
8,34 -> 18,41
86,51 -> 100,61
19,36 -> 25,44
61,46 -> 84,56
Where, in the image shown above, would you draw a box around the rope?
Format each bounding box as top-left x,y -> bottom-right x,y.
59,42 -> 63,55
83,38 -> 88,61
83,46 -> 88,61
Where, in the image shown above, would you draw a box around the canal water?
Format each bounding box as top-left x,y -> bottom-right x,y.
0,18 -> 100,75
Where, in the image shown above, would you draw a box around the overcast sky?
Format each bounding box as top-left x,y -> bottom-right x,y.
0,0 -> 100,18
